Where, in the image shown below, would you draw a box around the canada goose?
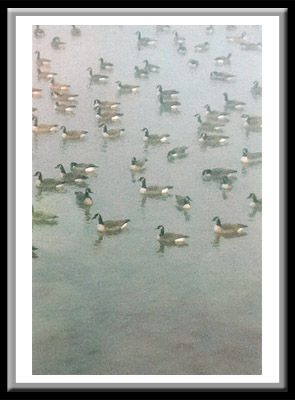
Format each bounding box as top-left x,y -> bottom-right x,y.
212,216 -> 247,235
240,148 -> 262,163
86,67 -> 108,83
206,25 -> 214,34
34,25 -> 45,38
240,42 -> 262,51
93,99 -> 120,109
138,177 -> 173,196
32,107 -> 37,116
247,193 -> 262,209
32,117 -> 58,133
32,88 -> 42,98
155,225 -> 189,245
51,36 -> 66,48
194,114 -> 225,131
141,127 -> 169,144
175,195 -> 192,210
115,81 -> 140,93
34,171 -> 65,189
226,31 -> 247,44
156,25 -> 171,33
214,53 -> 232,65
59,125 -> 88,140
52,91 -> 78,102
188,59 -> 199,68
55,164 -> 89,183
92,213 -> 130,233
99,123 -> 125,138
241,114 -> 262,130
35,50 -> 51,66
210,71 -> 235,81
156,85 -> 179,99
37,68 -> 57,80
54,101 -> 76,113
32,205 -> 58,224
172,31 -> 186,44
99,57 -> 113,70
32,246 -> 38,258
71,25 -> 81,36
134,66 -> 149,78
167,146 -> 188,158
220,176 -> 233,190
177,43 -> 187,55
158,94 -> 181,111
204,104 -> 230,120
70,162 -> 98,173
202,168 -> 237,180
130,157 -> 148,171
199,132 -> 229,145
143,59 -> 160,72
194,42 -> 210,52
49,78 -> 71,92
96,107 -> 123,122
250,81 -> 262,96
75,188 -> 93,206
223,92 -> 246,110
136,31 -> 157,47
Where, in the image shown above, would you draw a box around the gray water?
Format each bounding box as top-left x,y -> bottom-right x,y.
32,25 -> 262,375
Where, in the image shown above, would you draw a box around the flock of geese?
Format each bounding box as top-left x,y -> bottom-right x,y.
32,24 -> 262,256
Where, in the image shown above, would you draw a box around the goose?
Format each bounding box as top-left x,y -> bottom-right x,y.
226,31 -> 247,44
175,195 -> 192,210
138,177 -> 173,196
220,176 -> 233,190
194,42 -> 210,52
240,148 -> 262,163
32,107 -> 37,116
204,104 -> 230,120
37,68 -> 57,80
250,81 -> 262,96
214,52 -> 232,65
188,59 -> 199,68
92,213 -> 130,233
115,81 -> 140,93
226,25 -> 237,31
130,157 -> 148,171
71,25 -> 81,36
206,25 -> 214,34
247,193 -> 262,209
240,42 -> 262,51
52,91 -> 78,102
223,92 -> 246,110
134,66 -> 149,78
241,114 -> 262,130
35,50 -> 51,66
32,205 -> 59,223
167,146 -> 188,158
59,125 -> 88,140
194,114 -> 225,131
172,31 -> 186,44
32,88 -> 42,98
51,36 -> 66,48
32,117 -> 58,133
155,225 -> 189,245
212,216 -> 247,235
156,85 -> 179,99
143,59 -> 160,72
210,71 -> 235,81
93,99 -> 120,109
32,246 -> 38,258
49,78 -> 71,92
54,101 -> 76,113
136,31 -> 157,47
55,164 -> 89,183
96,107 -> 123,122
86,67 -> 108,83
70,162 -> 98,174
177,43 -> 187,55
75,188 -> 93,206
141,128 -> 169,144
156,25 -> 171,33
202,168 -> 237,180
99,123 -> 125,138
34,25 -> 45,38
199,132 -> 229,145
99,57 -> 113,70
158,94 -> 181,111
34,171 -> 65,189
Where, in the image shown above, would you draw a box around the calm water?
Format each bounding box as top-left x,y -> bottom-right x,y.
32,25 -> 262,375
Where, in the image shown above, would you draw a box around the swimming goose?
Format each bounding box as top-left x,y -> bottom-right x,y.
32,88 -> 42,98
92,213 -> 130,233
70,162 -> 98,173
134,66 -> 149,78
143,59 -> 160,72
223,92 -> 246,110
212,217 -> 247,235
32,108 -> 37,116
220,176 -> 233,190
194,42 -> 210,52
199,132 -> 229,145
37,68 -> 57,80
71,25 -> 81,36
138,177 -> 173,196
49,78 -> 71,92
99,57 -> 114,70
32,117 -> 58,133
206,25 -> 214,34
35,50 -> 51,66
115,81 -> 140,93
188,59 -> 199,68
167,146 -> 188,158
54,101 -> 76,113
34,171 -> 65,189
172,31 -> 186,44
32,246 -> 38,258
55,164 -> 89,183
202,168 -> 237,180
51,36 -> 66,48
34,25 -> 45,38
247,193 -> 262,209
250,81 -> 262,96
177,43 -> 187,55
240,148 -> 262,163
99,123 -> 125,138
158,94 -> 181,111
96,107 -> 123,122
93,99 -> 120,109
226,31 -> 247,44
156,85 -> 179,99
75,188 -> 93,206
86,67 -> 109,83
59,125 -> 88,140
156,25 -> 171,33
204,104 -> 229,120
214,53 -> 232,65
175,195 -> 192,210
210,71 -> 235,81
240,42 -> 262,51
32,205 -> 59,223
52,91 -> 78,102
136,31 -> 157,47
194,114 -> 225,131
141,128 -> 170,144
155,225 -> 189,245
241,114 -> 262,130
130,157 -> 148,171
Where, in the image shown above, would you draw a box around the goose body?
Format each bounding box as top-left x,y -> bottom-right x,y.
75,188 -> 93,206
212,217 -> 247,235
210,71 -> 235,81
167,146 -> 188,158
175,195 -> 192,210
96,107 -> 123,122
116,81 -> 140,92
87,67 -> 108,82
32,205 -> 58,223
37,68 -> 57,80
247,193 -> 262,209
241,42 -> 262,51
142,128 -> 170,144
92,213 -> 130,233
49,78 -> 71,92
71,25 -> 81,36
199,132 -> 229,145
240,148 -> 262,163
54,101 -> 76,113
214,53 -> 231,65
202,168 -> 237,180
157,85 -> 179,99
93,99 -> 120,109
139,177 -> 173,196
136,31 -> 157,47
55,164 -> 89,183
52,91 -> 78,102
70,162 -> 98,174
32,117 -> 57,133
34,171 -> 64,189
134,66 -> 149,78
143,59 -> 160,72
177,44 -> 187,54
188,59 -> 199,68
99,123 -> 125,138
223,92 -> 246,110
32,88 -> 42,98
194,114 -> 224,131
156,225 -> 189,245
51,36 -> 66,48
59,125 -> 88,140
158,94 -> 181,111
99,57 -> 114,70
173,31 -> 186,44
194,42 -> 210,52
130,157 -> 148,171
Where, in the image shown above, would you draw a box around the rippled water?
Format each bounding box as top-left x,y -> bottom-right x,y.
32,24 -> 262,375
